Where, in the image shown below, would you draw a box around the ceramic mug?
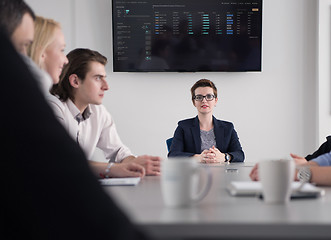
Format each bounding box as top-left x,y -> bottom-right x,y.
259,159 -> 295,204
161,158 -> 212,207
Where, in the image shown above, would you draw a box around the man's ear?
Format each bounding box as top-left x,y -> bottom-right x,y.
68,74 -> 79,88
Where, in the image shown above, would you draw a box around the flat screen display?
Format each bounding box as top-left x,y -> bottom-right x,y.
112,0 -> 262,72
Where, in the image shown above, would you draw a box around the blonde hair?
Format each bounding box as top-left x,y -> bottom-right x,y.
27,16 -> 61,67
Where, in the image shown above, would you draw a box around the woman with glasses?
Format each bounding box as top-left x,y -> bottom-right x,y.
168,79 -> 244,163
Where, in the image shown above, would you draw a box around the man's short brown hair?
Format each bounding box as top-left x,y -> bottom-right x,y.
51,48 -> 107,101
0,0 -> 35,37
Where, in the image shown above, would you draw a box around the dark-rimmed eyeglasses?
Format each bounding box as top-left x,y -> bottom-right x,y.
193,94 -> 215,102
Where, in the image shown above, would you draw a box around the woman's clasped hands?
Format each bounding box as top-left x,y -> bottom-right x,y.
198,146 -> 226,163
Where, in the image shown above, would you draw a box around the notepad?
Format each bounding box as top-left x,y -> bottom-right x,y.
227,181 -> 325,197
99,177 -> 141,186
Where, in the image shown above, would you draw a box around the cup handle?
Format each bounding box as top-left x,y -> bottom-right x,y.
193,166 -> 212,202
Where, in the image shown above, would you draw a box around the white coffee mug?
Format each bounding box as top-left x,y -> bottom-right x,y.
259,159 -> 295,204
161,158 -> 212,207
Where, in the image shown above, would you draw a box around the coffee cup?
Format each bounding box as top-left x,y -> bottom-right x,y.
161,158 -> 212,207
259,159 -> 295,204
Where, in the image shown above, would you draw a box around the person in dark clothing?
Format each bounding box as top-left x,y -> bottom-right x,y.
0,29 -> 149,239
0,0 -> 35,55
305,136 -> 331,160
291,136 -> 331,164
168,79 -> 244,163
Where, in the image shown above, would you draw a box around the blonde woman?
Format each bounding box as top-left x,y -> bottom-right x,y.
27,16 -> 68,84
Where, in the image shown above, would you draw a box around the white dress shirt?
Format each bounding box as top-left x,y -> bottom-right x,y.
48,97 -> 133,162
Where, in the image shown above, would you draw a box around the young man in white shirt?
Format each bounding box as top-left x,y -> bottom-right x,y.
50,48 -> 161,177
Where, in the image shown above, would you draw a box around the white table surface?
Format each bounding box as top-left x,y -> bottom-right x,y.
103,162 -> 331,239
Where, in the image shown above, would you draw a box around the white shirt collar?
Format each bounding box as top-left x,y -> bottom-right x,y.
66,99 -> 92,123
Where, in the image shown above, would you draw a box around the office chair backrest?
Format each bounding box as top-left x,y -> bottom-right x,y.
166,138 -> 173,152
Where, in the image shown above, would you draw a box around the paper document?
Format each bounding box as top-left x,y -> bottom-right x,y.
227,181 -> 325,197
99,177 -> 141,186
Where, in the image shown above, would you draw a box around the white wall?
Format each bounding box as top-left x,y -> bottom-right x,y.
318,0 -> 331,146
26,0 -> 318,161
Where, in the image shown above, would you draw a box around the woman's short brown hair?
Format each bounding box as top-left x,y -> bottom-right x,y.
190,79 -> 218,103
51,48 -> 107,101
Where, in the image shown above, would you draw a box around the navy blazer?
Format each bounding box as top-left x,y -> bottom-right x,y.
168,116 -> 245,162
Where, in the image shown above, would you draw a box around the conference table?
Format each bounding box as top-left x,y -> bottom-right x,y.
103,162 -> 331,240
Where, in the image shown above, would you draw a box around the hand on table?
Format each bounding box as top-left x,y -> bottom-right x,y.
132,155 -> 162,176
249,154 -> 308,181
249,163 -> 259,181
109,162 -> 145,178
290,153 -> 308,165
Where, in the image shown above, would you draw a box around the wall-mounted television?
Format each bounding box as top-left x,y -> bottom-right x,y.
112,0 -> 262,72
